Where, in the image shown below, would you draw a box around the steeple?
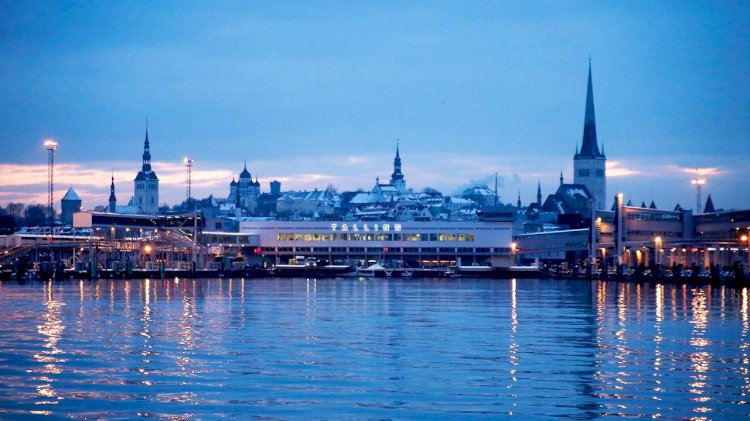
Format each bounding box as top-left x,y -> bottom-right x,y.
560,171 -> 564,185
108,173 -> 117,212
142,122 -> 152,172
577,60 -> 602,158
536,181 -> 542,206
391,142 -> 403,181
517,191 -> 521,208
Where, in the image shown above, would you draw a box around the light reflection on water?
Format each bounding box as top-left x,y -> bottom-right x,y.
0,278 -> 747,419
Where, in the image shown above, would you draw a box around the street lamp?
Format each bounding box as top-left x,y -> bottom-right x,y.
510,242 -> 517,266
143,244 -> 152,269
742,234 -> 749,269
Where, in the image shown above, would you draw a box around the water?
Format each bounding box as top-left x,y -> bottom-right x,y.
0,278 -> 748,419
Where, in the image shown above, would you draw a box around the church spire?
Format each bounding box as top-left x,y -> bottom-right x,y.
108,171 -> 117,212
577,60 -> 602,157
517,191 -> 521,208
391,141 -> 403,181
560,171 -> 564,185
536,180 -> 542,205
142,121 -> 152,172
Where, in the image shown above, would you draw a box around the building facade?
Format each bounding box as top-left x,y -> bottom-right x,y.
239,219 -> 514,267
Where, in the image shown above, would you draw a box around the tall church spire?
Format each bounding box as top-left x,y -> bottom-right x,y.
536,180 -> 542,205
108,172 -> 117,212
391,141 -> 403,181
142,122 -> 152,172
390,140 -> 406,193
577,60 -> 602,157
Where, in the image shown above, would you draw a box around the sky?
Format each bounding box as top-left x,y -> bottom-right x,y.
0,1 -> 748,211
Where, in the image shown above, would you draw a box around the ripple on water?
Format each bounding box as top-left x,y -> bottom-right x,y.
0,278 -> 747,419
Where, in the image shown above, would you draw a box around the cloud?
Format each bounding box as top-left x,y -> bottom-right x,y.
664,165 -> 723,177
606,161 -> 640,177
1,152 -> 749,210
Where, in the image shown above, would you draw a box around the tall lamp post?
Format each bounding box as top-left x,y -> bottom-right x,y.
183,157 -> 198,271
742,234 -> 749,270
691,171 -> 706,213
44,139 -> 58,229
183,157 -> 194,205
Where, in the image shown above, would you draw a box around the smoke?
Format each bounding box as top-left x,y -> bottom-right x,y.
451,174 -> 504,196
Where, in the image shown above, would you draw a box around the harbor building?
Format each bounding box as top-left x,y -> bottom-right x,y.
133,126 -> 160,214
516,194 -> 750,271
60,187 -> 82,226
238,219 -> 514,267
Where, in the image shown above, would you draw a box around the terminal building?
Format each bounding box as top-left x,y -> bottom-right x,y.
238,219 -> 514,267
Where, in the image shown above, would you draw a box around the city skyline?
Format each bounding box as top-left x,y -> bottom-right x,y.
1,1 -> 748,209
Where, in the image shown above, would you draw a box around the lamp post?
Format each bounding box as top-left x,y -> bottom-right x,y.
742,234 -> 749,270
510,242 -> 517,267
691,171 -> 706,213
183,157 -> 194,205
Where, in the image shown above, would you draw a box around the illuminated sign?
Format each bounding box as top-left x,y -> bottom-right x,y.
330,223 -> 401,233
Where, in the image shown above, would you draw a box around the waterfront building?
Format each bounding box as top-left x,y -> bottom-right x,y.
133,126 -> 160,214
573,61 -> 607,211
60,187 -> 82,225
238,219 -> 514,267
516,193 -> 750,270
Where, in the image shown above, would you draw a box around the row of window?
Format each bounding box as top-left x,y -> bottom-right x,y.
270,246 -> 507,253
627,212 -> 680,222
275,232 -> 477,242
136,183 -> 158,190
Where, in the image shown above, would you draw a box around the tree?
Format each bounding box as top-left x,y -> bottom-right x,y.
325,183 -> 338,197
24,204 -> 48,226
6,203 -> 23,219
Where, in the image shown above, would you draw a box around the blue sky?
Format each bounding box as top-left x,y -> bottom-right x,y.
0,1 -> 748,210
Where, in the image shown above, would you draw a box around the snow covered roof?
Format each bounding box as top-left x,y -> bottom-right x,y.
349,193 -> 379,204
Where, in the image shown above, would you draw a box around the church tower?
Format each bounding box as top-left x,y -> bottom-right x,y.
108,174 -> 117,212
134,124 -> 160,214
390,143 -> 406,193
573,61 -> 607,210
